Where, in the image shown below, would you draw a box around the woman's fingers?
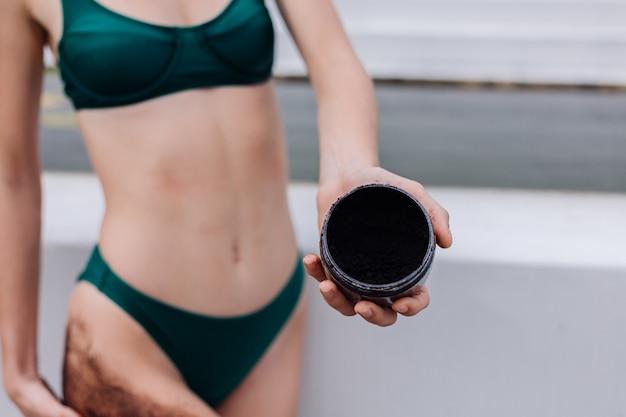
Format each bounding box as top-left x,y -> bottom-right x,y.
57,406 -> 82,417
318,280 -> 357,316
303,254 -> 356,316
402,181 -> 452,249
429,203 -> 452,249
303,254 -> 430,323
302,253 -> 326,283
37,402 -> 81,417
356,288 -> 430,325
391,286 -> 430,317
354,301 -> 398,327
11,377 -> 82,417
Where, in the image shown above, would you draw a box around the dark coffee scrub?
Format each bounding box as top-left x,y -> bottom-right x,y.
320,184 -> 435,307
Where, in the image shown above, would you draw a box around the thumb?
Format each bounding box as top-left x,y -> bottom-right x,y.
59,406 -> 82,417
41,378 -> 81,417
37,399 -> 82,417
17,379 -> 82,417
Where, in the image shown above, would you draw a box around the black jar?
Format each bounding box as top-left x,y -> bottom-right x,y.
319,183 -> 436,307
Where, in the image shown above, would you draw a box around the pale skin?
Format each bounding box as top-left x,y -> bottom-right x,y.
0,0 -> 452,415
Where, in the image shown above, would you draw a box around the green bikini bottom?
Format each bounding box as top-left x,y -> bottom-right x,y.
78,246 -> 304,407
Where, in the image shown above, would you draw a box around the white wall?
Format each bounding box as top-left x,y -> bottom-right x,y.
270,0 -> 626,85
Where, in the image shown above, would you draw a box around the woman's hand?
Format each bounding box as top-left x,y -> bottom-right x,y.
5,374 -> 81,417
305,166 -> 452,327
316,166 -> 452,247
304,253 -> 431,326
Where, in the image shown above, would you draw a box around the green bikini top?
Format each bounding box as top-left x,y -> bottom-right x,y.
58,0 -> 275,109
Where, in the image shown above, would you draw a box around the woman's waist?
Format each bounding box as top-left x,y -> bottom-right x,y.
99,178 -> 294,254
95,206 -> 299,316
100,170 -> 291,234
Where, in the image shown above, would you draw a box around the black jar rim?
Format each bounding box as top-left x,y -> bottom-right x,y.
319,183 -> 436,299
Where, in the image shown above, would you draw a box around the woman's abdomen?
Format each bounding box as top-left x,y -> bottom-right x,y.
74,83 -> 299,316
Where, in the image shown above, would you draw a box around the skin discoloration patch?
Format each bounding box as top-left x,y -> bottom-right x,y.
62,317 -> 201,417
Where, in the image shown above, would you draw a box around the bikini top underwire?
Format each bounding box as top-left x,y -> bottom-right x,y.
58,0 -> 275,109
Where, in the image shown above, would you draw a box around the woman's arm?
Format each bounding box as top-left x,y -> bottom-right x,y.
0,2 -> 79,416
276,0 -> 379,189
276,0 -> 452,326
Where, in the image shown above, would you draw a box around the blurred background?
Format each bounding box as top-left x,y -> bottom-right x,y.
3,0 -> 626,416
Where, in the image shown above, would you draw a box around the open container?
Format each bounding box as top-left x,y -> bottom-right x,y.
319,183 -> 436,307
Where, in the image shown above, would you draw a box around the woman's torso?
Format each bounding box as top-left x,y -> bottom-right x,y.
29,0 -> 299,316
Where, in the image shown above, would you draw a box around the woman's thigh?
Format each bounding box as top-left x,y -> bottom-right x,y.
217,295 -> 308,417
63,282 -> 218,417
62,281 -> 308,417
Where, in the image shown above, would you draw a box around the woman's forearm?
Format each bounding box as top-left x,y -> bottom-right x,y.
0,177 -> 42,389
312,53 -> 380,184
0,0 -> 45,389
276,0 -> 379,182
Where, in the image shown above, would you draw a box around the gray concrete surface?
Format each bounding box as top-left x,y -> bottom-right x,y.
3,248 -> 626,417
40,73 -> 626,192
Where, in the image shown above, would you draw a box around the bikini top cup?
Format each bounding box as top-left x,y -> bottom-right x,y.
58,0 -> 275,109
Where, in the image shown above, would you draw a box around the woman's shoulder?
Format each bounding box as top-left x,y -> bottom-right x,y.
0,0 -> 45,36
0,0 -> 43,19
0,0 -> 48,142
0,0 -> 45,59
1,0 -> 60,44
